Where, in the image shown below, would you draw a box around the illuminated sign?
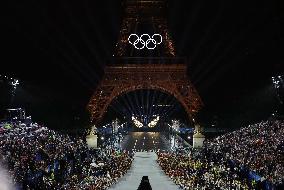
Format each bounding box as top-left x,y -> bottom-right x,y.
128,34 -> 162,50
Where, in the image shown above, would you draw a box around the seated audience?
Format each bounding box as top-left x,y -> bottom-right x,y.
0,121 -> 133,190
158,120 -> 284,190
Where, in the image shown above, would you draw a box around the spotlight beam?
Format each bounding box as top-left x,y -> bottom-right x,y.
125,91 -> 137,116
120,95 -> 135,116
111,98 -> 132,117
133,90 -> 143,122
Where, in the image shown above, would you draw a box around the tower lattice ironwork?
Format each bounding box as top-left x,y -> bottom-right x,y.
88,0 -> 203,124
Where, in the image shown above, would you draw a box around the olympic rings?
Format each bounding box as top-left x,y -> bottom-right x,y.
128,33 -> 163,50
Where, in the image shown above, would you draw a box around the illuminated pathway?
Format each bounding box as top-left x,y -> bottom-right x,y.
109,151 -> 179,190
120,132 -> 171,151
109,132 -> 178,189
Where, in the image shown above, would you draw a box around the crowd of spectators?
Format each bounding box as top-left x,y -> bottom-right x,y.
158,150 -> 251,189
158,119 -> 284,190
207,120 -> 284,187
0,121 -> 133,190
1,118 -> 283,189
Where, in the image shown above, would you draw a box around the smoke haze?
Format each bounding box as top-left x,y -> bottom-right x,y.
0,164 -> 14,190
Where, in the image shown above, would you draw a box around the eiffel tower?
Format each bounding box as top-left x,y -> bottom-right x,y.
88,0 -> 203,124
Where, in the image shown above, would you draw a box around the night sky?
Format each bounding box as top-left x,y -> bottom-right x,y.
0,0 -> 283,130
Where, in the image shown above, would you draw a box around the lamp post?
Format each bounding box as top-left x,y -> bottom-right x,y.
272,76 -> 283,105
167,123 -> 171,142
111,118 -> 120,149
172,120 -> 180,150
173,128 -> 176,150
111,121 -> 114,148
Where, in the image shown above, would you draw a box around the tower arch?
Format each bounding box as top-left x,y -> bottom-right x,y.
88,63 -> 203,124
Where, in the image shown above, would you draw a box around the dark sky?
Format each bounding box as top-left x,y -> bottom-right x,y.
0,0 -> 283,129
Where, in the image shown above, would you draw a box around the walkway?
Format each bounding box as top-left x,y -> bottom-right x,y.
109,152 -> 179,190
121,132 -> 171,152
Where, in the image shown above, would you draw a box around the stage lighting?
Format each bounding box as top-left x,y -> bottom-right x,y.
147,116 -> 160,128
272,75 -> 282,89
132,116 -> 143,128
11,79 -> 19,87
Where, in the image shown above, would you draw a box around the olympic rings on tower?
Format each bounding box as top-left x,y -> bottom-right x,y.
128,34 -> 163,50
